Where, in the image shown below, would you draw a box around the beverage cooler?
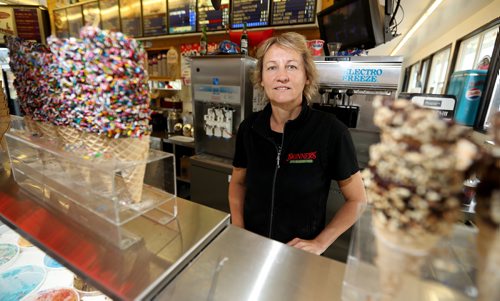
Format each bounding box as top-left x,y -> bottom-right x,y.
446,70 -> 488,126
189,55 -> 256,212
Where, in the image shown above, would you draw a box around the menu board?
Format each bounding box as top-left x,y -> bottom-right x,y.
0,7 -> 16,44
142,0 -> 167,36
13,8 -> 42,42
120,0 -> 142,37
82,1 -> 101,27
168,0 -> 196,34
197,0 -> 229,31
271,0 -> 316,25
66,6 -> 83,38
100,0 -> 120,31
53,9 -> 70,38
231,0 -> 270,28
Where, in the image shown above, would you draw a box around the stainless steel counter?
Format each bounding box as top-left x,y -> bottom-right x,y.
155,225 -> 346,301
0,152 -> 230,300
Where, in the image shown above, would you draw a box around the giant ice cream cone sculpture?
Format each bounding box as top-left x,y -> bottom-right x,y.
31,48 -> 62,146
80,26 -> 151,203
475,112 -> 500,301
49,26 -> 151,203
5,36 -> 42,136
6,36 -> 64,171
362,99 -> 479,300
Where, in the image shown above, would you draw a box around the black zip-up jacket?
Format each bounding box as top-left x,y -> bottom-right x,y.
233,100 -> 359,243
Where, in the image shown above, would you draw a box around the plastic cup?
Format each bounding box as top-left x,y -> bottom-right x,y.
307,40 -> 324,56
327,42 -> 342,56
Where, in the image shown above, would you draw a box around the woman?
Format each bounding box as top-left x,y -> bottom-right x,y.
229,32 -> 367,255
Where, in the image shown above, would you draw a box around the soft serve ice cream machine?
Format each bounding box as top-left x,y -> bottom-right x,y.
191,56 -> 256,159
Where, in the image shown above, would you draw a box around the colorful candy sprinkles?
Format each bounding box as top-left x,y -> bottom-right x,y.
7,26 -> 151,139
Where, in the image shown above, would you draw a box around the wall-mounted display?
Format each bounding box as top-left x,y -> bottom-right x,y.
231,0 -> 270,29
0,7 -> 16,44
82,1 -> 101,27
120,0 -> 142,37
197,0 -> 229,32
13,8 -> 42,42
168,0 -> 197,34
66,6 -> 83,37
100,0 -> 120,32
142,0 -> 167,36
271,0 -> 316,25
51,0 -> 318,39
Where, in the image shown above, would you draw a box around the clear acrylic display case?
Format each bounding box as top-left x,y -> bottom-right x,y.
342,209 -> 477,301
5,116 -> 177,249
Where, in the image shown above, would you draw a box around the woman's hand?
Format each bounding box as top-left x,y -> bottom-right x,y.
287,238 -> 327,255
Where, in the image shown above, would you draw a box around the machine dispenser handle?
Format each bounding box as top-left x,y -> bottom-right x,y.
346,89 -> 354,106
330,89 -> 340,106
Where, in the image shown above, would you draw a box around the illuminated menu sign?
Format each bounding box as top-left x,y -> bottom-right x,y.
66,6 -> 83,38
143,0 -> 168,36
82,2 -> 100,27
13,8 -> 41,42
168,0 -> 196,34
231,0 -> 270,28
53,9 -> 69,38
271,0 -> 316,25
100,0 -> 120,32
120,0 -> 142,37
197,0 -> 229,31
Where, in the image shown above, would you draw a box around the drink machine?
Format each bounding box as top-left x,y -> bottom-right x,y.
313,56 -> 403,168
190,55 -> 257,159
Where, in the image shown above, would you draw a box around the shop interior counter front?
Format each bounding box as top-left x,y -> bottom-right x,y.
0,152 -> 230,300
0,150 -> 350,301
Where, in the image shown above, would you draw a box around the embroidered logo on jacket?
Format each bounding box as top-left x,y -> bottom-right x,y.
286,151 -> 317,164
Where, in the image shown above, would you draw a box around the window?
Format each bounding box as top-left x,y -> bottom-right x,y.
420,58 -> 430,92
449,22 -> 499,128
426,47 -> 451,94
455,25 -> 499,71
406,62 -> 421,93
483,71 -> 500,130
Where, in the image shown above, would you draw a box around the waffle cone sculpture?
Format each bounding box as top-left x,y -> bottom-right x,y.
363,98 -> 479,300
110,136 -> 150,203
5,36 -> 42,137
81,26 -> 151,203
49,26 -> 152,203
475,112 -> 500,301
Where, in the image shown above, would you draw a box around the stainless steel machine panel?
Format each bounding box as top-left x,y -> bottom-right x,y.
314,56 -> 403,91
156,226 -> 346,301
312,56 -> 403,169
191,55 -> 257,159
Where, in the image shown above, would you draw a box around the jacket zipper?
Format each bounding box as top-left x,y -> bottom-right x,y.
268,129 -> 285,238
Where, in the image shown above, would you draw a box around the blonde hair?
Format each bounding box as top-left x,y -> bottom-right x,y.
252,32 -> 319,103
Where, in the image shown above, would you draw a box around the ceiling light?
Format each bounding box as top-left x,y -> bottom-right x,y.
390,0 -> 445,55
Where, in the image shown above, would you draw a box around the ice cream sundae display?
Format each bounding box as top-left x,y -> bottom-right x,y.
362,98 -> 479,299
474,112 -> 500,301
7,26 -> 152,204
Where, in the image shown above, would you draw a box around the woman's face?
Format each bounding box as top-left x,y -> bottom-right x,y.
261,45 -> 309,107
